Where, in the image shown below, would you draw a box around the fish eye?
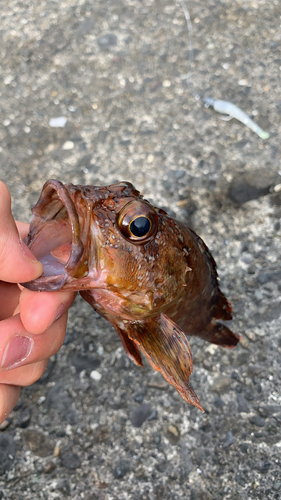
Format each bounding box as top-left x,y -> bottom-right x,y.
129,216 -> 151,237
117,200 -> 158,244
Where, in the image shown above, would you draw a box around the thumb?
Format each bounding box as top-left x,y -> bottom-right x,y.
0,181 -> 43,283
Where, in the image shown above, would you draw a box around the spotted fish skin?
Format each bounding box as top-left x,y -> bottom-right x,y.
22,180 -> 239,411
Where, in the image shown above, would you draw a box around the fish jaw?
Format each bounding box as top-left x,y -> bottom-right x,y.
22,180 -> 93,291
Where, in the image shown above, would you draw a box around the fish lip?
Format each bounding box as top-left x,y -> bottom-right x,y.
22,179 -> 89,292
22,274 -> 68,292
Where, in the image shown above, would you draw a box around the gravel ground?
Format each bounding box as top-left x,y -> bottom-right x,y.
0,0 -> 281,499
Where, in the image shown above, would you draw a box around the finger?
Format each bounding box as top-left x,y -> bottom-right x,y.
0,312 -> 68,373
0,384 -> 21,425
0,359 -> 49,387
0,282 -> 20,320
19,289 -> 76,334
0,181 -> 43,283
15,221 -> 30,239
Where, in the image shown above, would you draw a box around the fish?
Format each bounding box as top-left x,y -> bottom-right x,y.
22,179 -> 240,411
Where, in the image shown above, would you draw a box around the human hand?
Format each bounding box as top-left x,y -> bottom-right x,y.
0,181 -> 76,424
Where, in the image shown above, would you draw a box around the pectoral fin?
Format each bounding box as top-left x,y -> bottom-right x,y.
126,313 -> 203,412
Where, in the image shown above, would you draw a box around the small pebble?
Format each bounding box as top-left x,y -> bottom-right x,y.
90,370 -> 102,381
133,392 -> 145,404
61,452 -> 81,469
213,397 -> 225,409
165,423 -> 181,445
17,407 -> 32,428
163,80 -> 171,88
274,183 -> 281,193
248,365 -> 263,377
237,395 -> 250,413
113,460 -> 130,479
147,409 -> 158,421
62,140 -> 74,150
97,33 -> 118,49
0,419 -> 10,431
239,337 -> 250,350
210,376 -> 232,394
54,443 -> 61,457
260,461 -> 271,474
238,79 -> 249,86
224,430 -> 235,447
97,345 -> 104,356
49,116 -> 67,127
130,403 -> 153,428
44,461 -> 56,474
249,415 -> 266,427
56,478 -> 71,496
147,373 -> 168,390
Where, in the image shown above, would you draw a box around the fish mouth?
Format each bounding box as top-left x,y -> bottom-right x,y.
22,180 -> 89,291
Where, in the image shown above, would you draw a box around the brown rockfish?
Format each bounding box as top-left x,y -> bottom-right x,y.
22,180 -> 240,411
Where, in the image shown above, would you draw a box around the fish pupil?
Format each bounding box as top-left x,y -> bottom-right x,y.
129,216 -> 151,237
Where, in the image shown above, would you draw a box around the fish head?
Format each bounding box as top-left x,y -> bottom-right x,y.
22,180 -> 191,319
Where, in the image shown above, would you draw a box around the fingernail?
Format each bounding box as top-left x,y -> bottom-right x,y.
49,303 -> 66,328
19,237 -> 39,263
1,336 -> 34,369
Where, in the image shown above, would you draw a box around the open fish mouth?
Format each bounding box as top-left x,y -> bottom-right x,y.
22,180 -> 89,291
